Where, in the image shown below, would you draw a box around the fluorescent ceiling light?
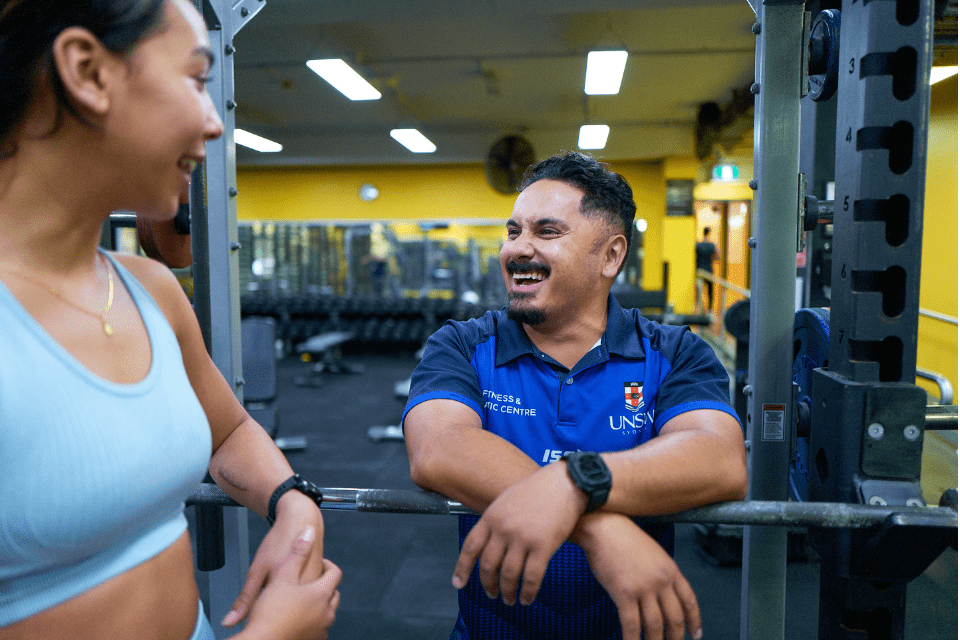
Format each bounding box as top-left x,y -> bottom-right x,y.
235,129 -> 282,153
578,124 -> 610,150
306,59 -> 381,100
585,50 -> 628,95
390,129 -> 436,153
930,66 -> 958,85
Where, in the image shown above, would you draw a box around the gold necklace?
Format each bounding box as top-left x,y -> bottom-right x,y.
0,253 -> 115,336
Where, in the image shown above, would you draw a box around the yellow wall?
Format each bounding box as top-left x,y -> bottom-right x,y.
237,164 -> 515,224
607,160 -> 667,292
917,76 -> 958,403
661,157 -> 701,313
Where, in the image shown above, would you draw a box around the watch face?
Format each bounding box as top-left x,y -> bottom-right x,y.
581,458 -> 606,481
297,479 -> 323,501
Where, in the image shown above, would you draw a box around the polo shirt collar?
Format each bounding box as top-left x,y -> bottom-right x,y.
604,293 -> 645,359
494,311 -> 536,367
494,293 -> 645,367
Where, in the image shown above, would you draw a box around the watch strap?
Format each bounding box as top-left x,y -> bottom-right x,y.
561,451 -> 612,513
267,474 -> 323,525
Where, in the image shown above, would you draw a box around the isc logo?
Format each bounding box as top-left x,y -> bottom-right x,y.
541,449 -> 576,464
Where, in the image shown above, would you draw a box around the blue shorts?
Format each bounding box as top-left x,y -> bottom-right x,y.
190,600 -> 215,640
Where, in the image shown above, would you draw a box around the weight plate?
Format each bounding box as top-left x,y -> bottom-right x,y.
808,9 -> 841,102
791,307 -> 830,501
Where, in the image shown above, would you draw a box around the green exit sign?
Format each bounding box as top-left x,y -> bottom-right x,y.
712,165 -> 739,181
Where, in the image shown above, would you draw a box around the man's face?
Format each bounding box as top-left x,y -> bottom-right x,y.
499,179 -> 611,328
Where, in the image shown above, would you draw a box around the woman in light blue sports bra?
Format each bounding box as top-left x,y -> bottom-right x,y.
0,1 -> 341,639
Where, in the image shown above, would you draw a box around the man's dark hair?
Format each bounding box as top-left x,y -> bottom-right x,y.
0,0 -> 166,158
703,227 -> 712,236
519,151 -> 636,273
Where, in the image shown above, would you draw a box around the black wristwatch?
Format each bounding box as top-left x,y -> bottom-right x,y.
561,451 -> 612,513
267,474 -> 323,525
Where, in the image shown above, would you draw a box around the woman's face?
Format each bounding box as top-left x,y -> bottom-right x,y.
104,0 -> 223,219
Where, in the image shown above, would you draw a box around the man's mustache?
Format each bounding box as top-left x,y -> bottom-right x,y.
506,260 -> 550,276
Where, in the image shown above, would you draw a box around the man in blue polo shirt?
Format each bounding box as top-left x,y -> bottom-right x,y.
402,152 -> 747,640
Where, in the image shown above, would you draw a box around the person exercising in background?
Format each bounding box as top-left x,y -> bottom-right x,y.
403,152 -> 747,640
0,1 -> 340,638
695,227 -> 719,312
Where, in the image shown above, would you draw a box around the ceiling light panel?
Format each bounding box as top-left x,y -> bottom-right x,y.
235,129 -> 283,152
584,50 -> 628,95
578,124 -> 610,150
390,129 -> 437,153
930,66 -> 958,85
306,59 -> 382,100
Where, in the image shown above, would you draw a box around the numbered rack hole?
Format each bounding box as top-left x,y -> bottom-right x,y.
896,0 -> 920,26
857,121 -> 914,175
863,0 -> 920,25
860,47 -> 917,101
852,266 -> 906,317
850,336 -> 904,382
854,194 -> 910,247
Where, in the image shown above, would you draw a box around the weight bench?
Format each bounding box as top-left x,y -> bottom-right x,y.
294,331 -> 362,387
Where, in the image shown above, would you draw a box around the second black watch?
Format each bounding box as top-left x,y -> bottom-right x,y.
267,474 -> 323,525
561,451 -> 612,513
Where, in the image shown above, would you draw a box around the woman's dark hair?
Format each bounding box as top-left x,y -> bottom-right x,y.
0,0 -> 166,158
520,151 -> 637,270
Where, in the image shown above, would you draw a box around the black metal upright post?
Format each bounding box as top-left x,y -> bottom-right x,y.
806,1 -> 953,638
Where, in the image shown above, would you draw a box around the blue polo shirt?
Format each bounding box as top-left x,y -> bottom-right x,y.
403,294 -> 738,640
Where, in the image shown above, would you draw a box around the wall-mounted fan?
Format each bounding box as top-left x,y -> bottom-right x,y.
485,135 -> 535,194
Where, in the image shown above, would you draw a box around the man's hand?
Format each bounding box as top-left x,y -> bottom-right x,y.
451,462 -> 587,606
577,513 -> 702,640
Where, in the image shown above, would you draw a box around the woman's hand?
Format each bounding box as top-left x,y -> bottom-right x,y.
233,526 -> 342,640
223,492 -> 326,628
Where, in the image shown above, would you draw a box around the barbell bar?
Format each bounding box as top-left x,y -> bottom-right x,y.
188,483 -> 957,530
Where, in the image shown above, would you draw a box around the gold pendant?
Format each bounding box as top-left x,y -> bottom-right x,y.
103,321 -> 114,336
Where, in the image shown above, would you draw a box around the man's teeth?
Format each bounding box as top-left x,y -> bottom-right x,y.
513,273 -> 545,282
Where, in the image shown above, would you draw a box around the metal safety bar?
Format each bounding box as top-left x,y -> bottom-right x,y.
925,404 -> 959,430
917,368 -> 955,406
187,483 -> 957,529
694,269 -> 752,364
918,308 -> 960,326
696,269 -> 751,300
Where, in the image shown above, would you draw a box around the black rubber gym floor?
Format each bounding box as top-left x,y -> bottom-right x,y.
192,347 -> 958,639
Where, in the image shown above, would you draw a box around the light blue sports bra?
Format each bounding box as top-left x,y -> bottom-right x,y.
0,252 -> 211,626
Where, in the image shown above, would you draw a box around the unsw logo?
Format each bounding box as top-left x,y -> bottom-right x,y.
624,382 -> 643,413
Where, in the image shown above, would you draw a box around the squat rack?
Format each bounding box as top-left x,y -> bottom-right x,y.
188,2 -> 956,639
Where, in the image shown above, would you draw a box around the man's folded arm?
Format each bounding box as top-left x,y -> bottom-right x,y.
404,398 -> 541,513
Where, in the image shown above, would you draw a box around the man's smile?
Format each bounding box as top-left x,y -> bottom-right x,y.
506,260 -> 550,290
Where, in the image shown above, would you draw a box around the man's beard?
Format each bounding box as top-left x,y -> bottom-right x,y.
506,292 -> 546,325
504,260 -> 549,325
